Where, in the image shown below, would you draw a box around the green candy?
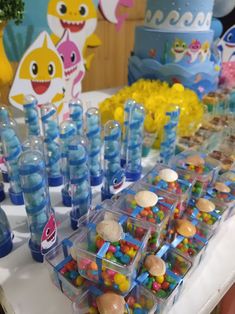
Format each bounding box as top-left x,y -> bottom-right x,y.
156,289 -> 167,298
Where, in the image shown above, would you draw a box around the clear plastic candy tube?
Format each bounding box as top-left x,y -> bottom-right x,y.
0,207 -> 13,257
40,103 -> 62,186
85,108 -> 103,186
1,123 -> 23,204
22,136 -> 44,153
121,100 -> 135,167
125,103 -> 145,182
69,100 -> 83,135
69,137 -> 91,230
59,120 -> 77,206
160,108 -> 180,164
102,120 -> 125,200
23,95 -> 40,137
18,150 -> 57,262
0,106 -> 18,183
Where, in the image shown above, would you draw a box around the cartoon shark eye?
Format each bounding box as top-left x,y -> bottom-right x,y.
227,33 -> 233,41
175,43 -> 179,48
71,51 -> 76,63
60,54 -> 64,63
113,178 -> 118,184
48,62 -> 55,77
30,61 -> 38,78
79,4 -> 88,17
57,1 -> 67,15
46,228 -> 50,236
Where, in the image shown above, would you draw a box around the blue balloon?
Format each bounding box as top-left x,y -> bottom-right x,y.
211,18 -> 223,40
213,0 -> 235,18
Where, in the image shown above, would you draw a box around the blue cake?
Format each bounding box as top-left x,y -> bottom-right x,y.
128,0 -> 221,97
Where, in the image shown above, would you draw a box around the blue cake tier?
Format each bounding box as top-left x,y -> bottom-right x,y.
134,26 -> 214,66
145,0 -> 214,31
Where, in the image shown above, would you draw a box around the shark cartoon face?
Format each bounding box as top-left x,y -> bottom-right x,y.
109,169 -> 125,194
202,41 -> 210,54
223,27 -> 235,47
189,40 -> 201,53
173,39 -> 187,54
41,214 -> 57,253
19,36 -> 63,96
57,31 -> 82,81
47,0 -> 98,39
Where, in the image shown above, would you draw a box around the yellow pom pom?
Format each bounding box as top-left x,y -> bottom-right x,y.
172,83 -> 185,92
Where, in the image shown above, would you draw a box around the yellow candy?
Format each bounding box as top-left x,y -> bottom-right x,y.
106,252 -> 113,259
207,220 -> 213,225
146,299 -> 154,309
104,280 -> 112,287
139,296 -> 146,307
134,303 -> 142,309
156,275 -> 164,284
119,280 -> 130,292
75,276 -> 84,286
114,273 -> 126,285
183,238 -> 189,245
89,306 -> 98,314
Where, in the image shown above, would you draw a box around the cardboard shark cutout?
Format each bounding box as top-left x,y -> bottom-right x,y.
57,30 -> 85,102
9,31 -> 65,115
218,25 -> 235,62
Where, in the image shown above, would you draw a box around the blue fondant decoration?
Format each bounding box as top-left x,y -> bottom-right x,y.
145,0 -> 214,31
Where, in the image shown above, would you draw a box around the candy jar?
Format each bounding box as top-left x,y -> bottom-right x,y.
171,151 -> 221,198
68,136 -> 91,230
59,120 -> 77,206
121,99 -> 135,167
18,149 -> 57,262
22,136 -> 44,153
85,108 -> 103,186
0,207 -> 13,257
159,108 -> 180,164
113,182 -> 176,251
101,120 -> 125,201
185,198 -> 222,237
144,165 -> 194,219
1,126 -> 24,205
69,99 -> 84,135
168,218 -> 209,268
125,103 -> 145,181
45,235 -> 89,301
74,208 -> 150,294
137,244 -> 191,311
23,95 -> 41,137
41,103 -> 62,186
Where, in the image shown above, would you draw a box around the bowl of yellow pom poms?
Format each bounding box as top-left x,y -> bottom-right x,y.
99,80 -> 204,150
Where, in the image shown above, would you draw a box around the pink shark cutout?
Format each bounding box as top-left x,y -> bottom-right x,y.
99,0 -> 134,31
41,213 -> 57,254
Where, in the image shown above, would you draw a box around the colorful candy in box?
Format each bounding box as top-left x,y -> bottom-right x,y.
171,151 -> 221,198
207,178 -> 235,219
73,285 -> 159,314
112,182 -> 176,251
185,198 -> 222,237
74,208 -> 150,294
45,236 -> 89,301
137,245 -> 191,313
168,218 -> 209,267
143,165 -> 194,219
209,150 -> 234,172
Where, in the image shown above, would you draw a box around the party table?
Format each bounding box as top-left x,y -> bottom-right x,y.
0,89 -> 235,314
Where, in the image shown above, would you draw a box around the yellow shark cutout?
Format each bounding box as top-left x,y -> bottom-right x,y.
47,0 -> 101,69
10,32 -> 65,115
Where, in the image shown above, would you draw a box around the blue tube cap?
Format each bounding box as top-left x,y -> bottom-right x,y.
101,187 -> 113,201
2,172 -> 9,183
48,176 -> 63,187
8,188 -> 24,205
0,183 -> 5,202
90,172 -> 103,187
29,240 -> 44,263
0,234 -> 13,258
70,211 -> 78,230
125,170 -> 142,182
62,189 -> 71,207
